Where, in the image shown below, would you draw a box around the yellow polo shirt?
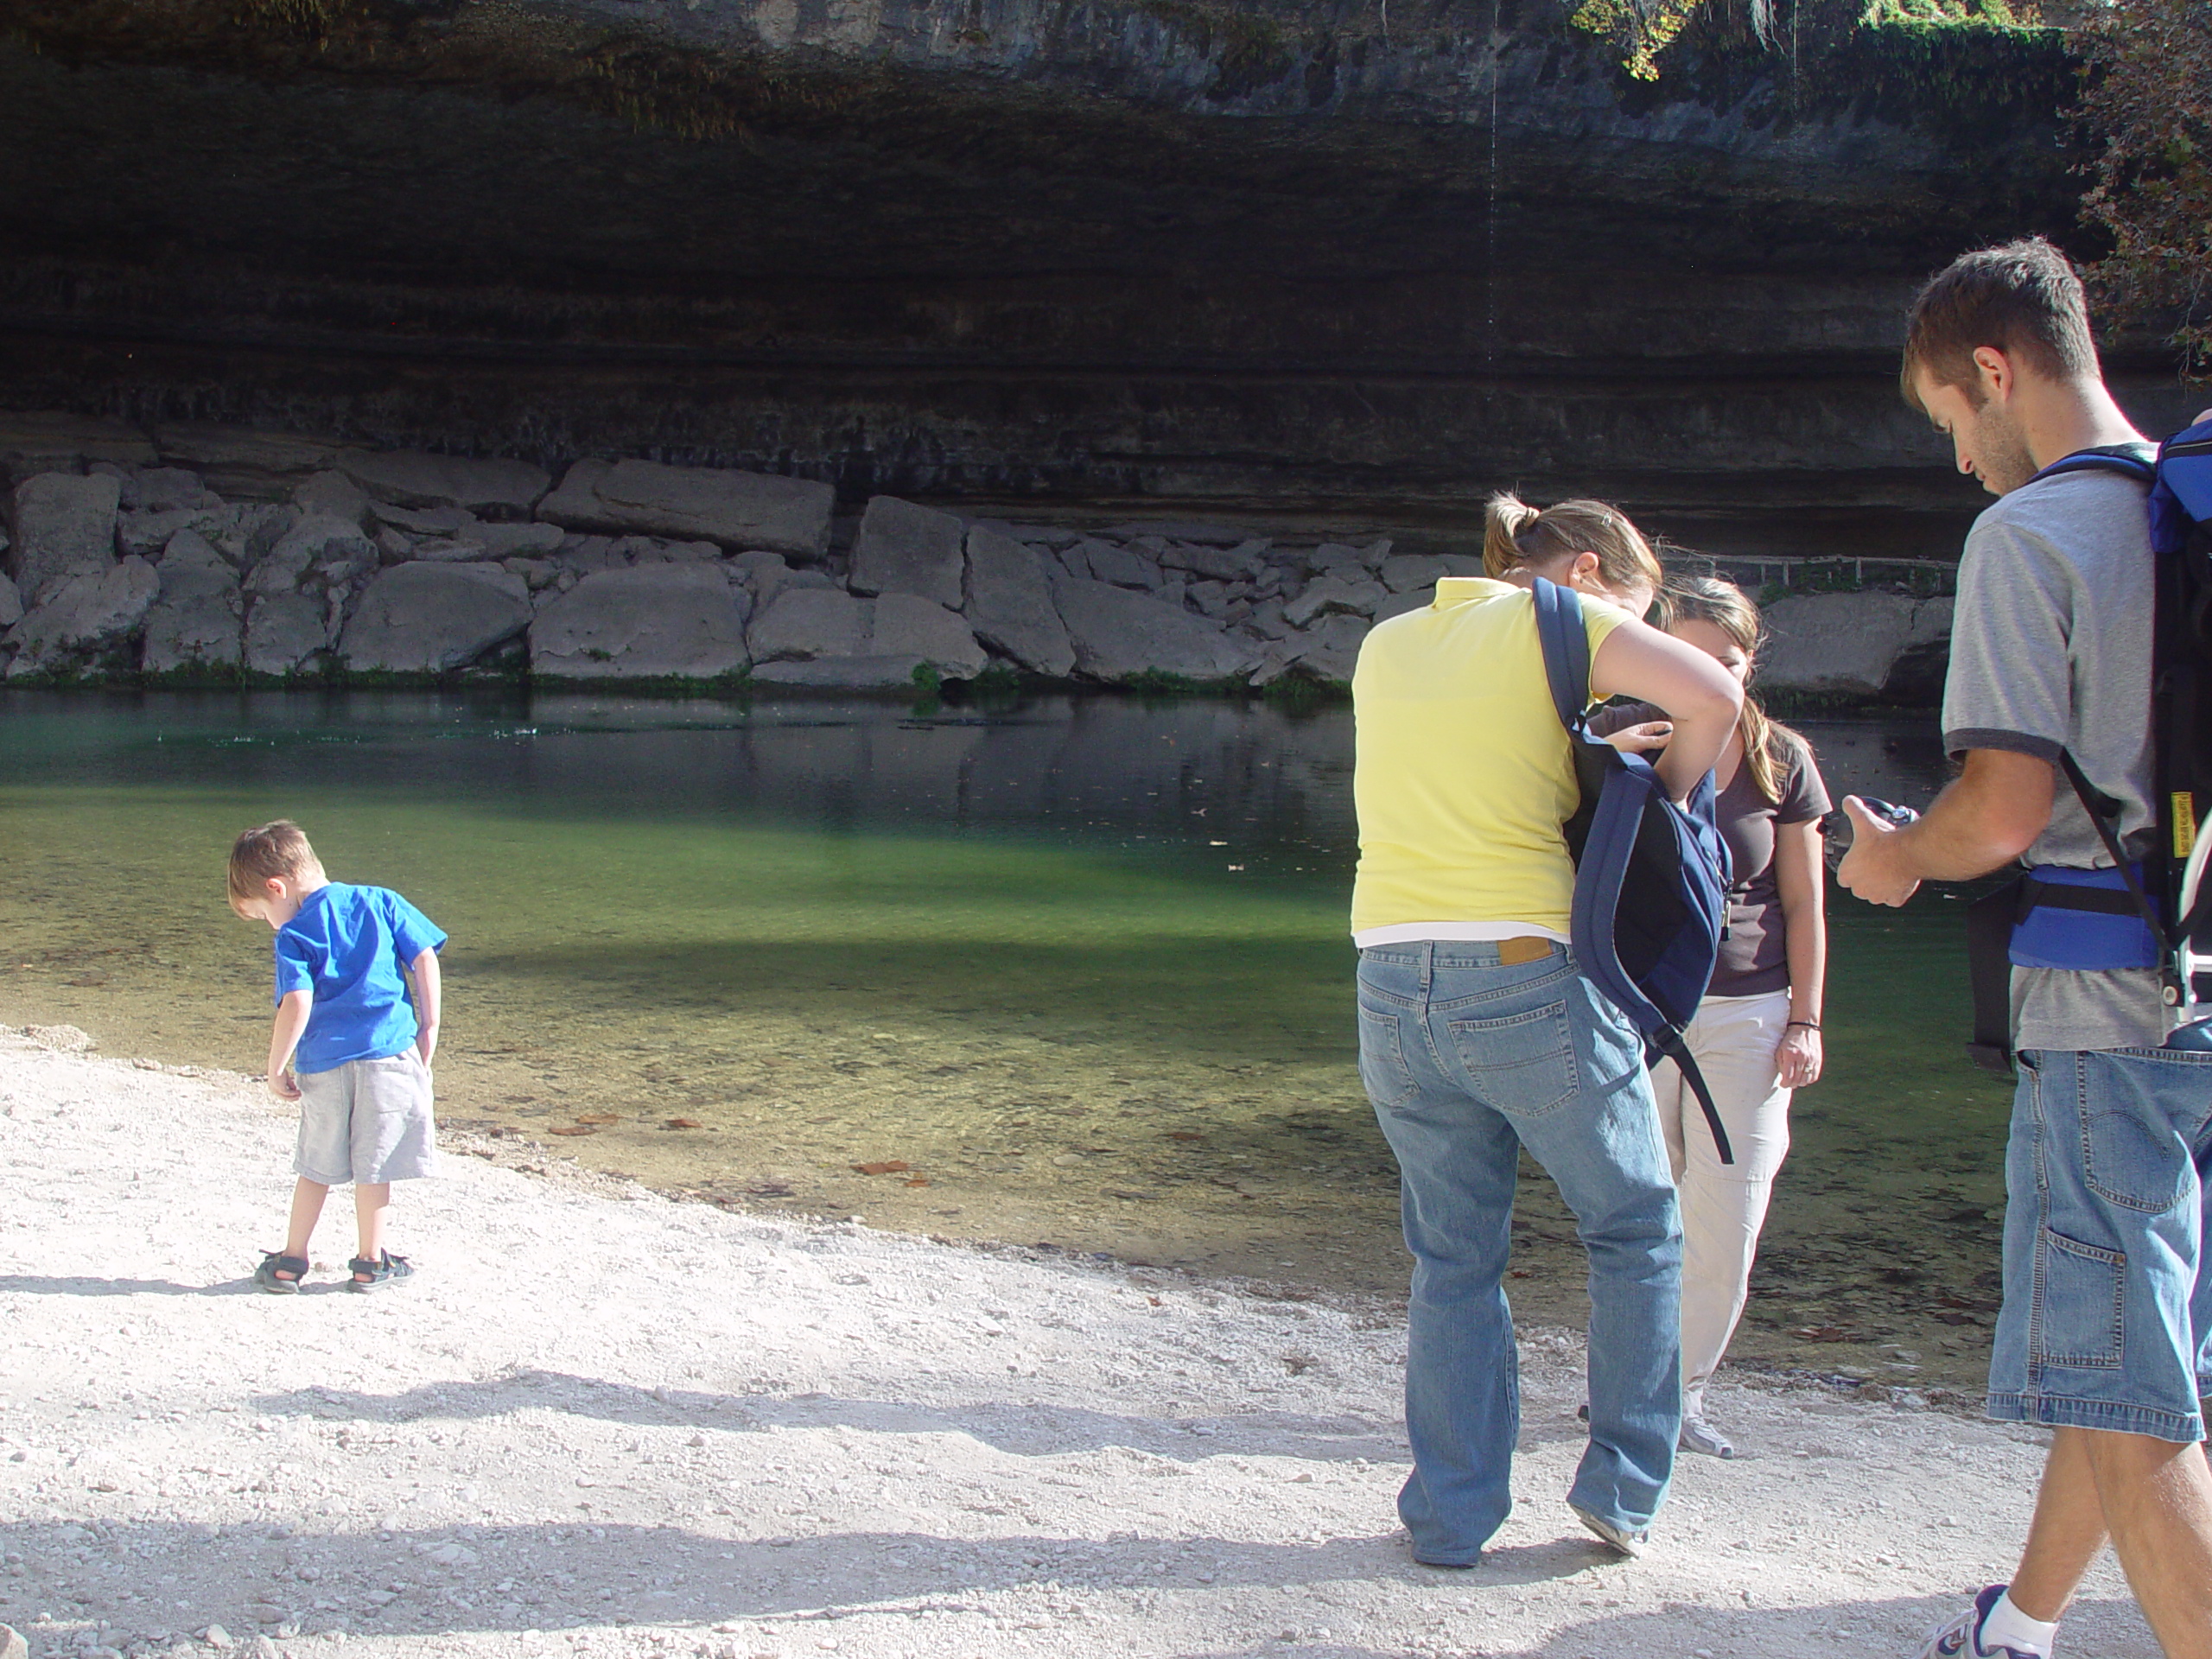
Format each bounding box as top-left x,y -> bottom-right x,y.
1350,577 -> 1630,940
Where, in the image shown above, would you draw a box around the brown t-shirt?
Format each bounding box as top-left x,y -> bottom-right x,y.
1586,703 -> 1831,997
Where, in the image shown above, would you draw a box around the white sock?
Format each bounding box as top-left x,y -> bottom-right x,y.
1979,1590 -> 2059,1657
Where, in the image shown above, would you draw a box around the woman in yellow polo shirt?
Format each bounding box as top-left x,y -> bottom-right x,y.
1351,493 -> 1742,1567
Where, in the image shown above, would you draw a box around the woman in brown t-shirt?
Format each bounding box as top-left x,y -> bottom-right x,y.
1596,575 -> 1830,1460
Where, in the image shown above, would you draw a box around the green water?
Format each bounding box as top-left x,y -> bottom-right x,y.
0,689 -> 2011,1390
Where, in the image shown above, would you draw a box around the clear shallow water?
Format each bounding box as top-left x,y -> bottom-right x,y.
0,689 -> 2008,1389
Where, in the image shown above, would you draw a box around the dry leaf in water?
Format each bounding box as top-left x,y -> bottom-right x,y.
664,1117 -> 704,1130
852,1160 -> 911,1176
904,1177 -> 931,1188
548,1126 -> 597,1137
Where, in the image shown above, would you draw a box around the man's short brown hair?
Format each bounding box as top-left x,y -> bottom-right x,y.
228,819 -> 322,901
1902,236 -> 2101,408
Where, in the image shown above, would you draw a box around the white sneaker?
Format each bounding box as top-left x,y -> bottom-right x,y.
1570,1503 -> 1649,1559
1914,1586 -> 2042,1659
1679,1414 -> 1735,1459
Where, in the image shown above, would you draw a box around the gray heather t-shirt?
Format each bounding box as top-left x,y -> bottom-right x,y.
1940,447 -> 2168,1052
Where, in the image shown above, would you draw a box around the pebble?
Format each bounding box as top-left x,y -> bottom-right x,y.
198,1627 -> 232,1649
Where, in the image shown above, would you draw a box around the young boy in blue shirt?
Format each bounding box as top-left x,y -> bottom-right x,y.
228,820 -> 447,1294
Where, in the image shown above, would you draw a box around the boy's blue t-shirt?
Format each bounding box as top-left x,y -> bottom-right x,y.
273,883 -> 447,1074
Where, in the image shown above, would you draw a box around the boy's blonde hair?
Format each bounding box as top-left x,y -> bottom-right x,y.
228,820 -> 324,904
1483,492 -> 1664,598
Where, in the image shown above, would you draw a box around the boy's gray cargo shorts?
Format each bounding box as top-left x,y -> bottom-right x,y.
294,1050 -> 438,1185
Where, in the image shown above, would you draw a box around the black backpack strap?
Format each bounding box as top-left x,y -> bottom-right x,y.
1653,1028 -> 1734,1166
1965,875 -> 2025,1074
2056,751 -> 2169,945
1530,577 -> 1590,732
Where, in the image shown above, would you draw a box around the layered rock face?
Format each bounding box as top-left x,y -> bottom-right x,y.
1,0 -> 2197,562
0,420 -> 1481,689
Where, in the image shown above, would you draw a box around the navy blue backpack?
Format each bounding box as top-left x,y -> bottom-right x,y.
1963,416 -> 2212,1065
1531,577 -> 1738,1162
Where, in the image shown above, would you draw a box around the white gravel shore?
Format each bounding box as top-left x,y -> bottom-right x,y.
0,1028 -> 2156,1659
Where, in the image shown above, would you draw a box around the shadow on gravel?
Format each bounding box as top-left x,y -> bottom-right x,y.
249,1368 -> 1408,1464
0,1509 -> 2158,1657
0,1274 -> 255,1297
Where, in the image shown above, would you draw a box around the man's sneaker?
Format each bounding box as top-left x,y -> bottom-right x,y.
1679,1414 -> 1735,1459
1915,1586 -> 2040,1659
1569,1503 -> 1649,1560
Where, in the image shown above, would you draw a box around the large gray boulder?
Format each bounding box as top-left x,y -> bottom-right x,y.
531,563 -> 750,681
150,423 -> 345,499
751,655 -> 944,689
1079,541 -> 1164,588
244,593 -> 328,677
963,527 -> 1074,677
0,574 -> 19,630
747,588 -> 868,662
334,448 -> 550,517
538,458 -> 832,556
248,512 -> 375,596
1284,613 -> 1370,683
1758,591 -> 1953,700
142,531 -> 244,673
1048,574 -> 1261,683
747,587 -> 987,682
340,562 -> 532,674
849,496 -> 966,609
1284,574 -> 1389,628
868,593 -> 988,679
1160,537 -> 1268,582
3,556 -> 159,678
9,473 -> 120,604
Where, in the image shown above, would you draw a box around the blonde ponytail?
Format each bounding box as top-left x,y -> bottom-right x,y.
1482,492 -> 1664,596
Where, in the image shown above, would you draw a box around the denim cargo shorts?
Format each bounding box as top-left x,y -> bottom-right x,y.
1988,1046 -> 2212,1442
293,1049 -> 438,1186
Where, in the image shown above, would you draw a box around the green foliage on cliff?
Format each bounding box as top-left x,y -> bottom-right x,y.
2075,0 -> 2212,377
1573,0 -> 2053,84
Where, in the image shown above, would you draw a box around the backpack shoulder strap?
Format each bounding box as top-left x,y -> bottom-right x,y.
2030,447 -> 2157,487
1529,577 -> 1589,732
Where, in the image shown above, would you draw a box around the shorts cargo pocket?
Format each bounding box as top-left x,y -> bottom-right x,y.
1446,1001 -> 1578,1119
2031,1229 -> 2126,1370
1357,1005 -> 1421,1109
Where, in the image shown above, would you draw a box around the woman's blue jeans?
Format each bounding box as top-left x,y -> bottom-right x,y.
1357,940 -> 1684,1565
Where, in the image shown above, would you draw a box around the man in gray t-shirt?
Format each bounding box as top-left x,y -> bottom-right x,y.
1839,238 -> 2212,1659
1941,452 -> 2166,1052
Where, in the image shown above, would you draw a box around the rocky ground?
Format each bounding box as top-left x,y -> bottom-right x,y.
0,413 -> 1954,701
0,1026 -> 2159,1659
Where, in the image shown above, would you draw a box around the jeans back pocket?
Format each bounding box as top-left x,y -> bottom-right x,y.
1446,1001 -> 1580,1119
1357,1004 -> 1421,1109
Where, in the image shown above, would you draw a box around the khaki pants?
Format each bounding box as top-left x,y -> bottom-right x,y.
1649,989 -> 1794,1414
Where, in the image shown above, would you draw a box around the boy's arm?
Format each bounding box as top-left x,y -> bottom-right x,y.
408,946 -> 442,1066
266,989 -> 313,1102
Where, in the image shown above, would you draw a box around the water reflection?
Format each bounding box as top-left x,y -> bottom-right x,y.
0,689 -> 2000,1392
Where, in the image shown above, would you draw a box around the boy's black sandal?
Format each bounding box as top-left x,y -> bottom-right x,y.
255,1252 -> 309,1294
347,1251 -> 414,1293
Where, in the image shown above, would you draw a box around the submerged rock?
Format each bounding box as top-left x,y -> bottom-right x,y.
9,472 -> 120,604
340,562 -> 531,674
539,459 -> 832,556
963,526 -> 1074,677
531,563 -> 751,681
849,496 -> 966,610
1049,574 -> 1260,683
